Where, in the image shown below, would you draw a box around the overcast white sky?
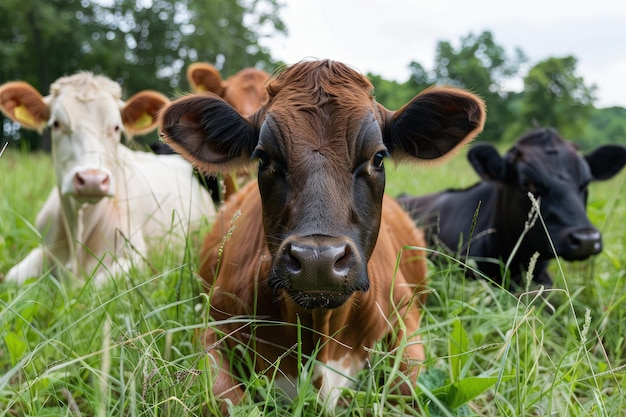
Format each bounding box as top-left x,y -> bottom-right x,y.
261,0 -> 626,108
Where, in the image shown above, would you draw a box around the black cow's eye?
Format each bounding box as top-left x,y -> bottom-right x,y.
522,180 -> 536,194
579,180 -> 590,193
371,152 -> 386,170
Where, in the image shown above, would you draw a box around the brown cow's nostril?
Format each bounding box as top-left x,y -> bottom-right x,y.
333,245 -> 352,276
284,248 -> 302,275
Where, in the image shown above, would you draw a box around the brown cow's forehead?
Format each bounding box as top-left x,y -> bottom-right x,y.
263,60 -> 376,123
256,61 -> 383,165
259,108 -> 384,172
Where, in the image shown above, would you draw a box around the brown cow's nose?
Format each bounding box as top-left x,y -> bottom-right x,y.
285,241 -> 353,287
272,235 -> 368,309
73,169 -> 111,198
563,228 -> 602,260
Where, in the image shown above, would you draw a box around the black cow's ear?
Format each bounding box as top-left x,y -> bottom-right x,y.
468,143 -> 505,181
159,93 -> 258,174
382,87 -> 485,161
585,144 -> 626,181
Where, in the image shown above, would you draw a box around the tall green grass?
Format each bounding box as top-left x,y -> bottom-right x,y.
1,148 -> 625,416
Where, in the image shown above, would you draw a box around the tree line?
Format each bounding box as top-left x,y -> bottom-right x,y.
1,1 -> 624,150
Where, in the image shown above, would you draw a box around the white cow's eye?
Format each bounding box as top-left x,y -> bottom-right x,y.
114,125 -> 120,133
51,120 -> 61,129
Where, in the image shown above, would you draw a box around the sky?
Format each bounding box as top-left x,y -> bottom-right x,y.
260,0 -> 626,108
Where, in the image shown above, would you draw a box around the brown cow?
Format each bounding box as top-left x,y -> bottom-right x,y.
159,59 -> 485,412
152,63 -> 270,203
186,62 -> 269,117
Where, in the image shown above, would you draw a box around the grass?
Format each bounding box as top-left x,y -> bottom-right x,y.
1,147 -> 625,416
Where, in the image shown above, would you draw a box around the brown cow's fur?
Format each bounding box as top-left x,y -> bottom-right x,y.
201,181 -> 427,406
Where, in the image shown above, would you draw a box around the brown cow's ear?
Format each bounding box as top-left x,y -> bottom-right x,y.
122,90 -> 169,135
186,62 -> 226,96
0,81 -> 49,131
383,86 -> 486,162
159,93 -> 257,175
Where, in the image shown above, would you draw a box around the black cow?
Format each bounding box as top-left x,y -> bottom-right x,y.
398,128 -> 626,288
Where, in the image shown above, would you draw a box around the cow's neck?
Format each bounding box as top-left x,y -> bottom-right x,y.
494,184 -> 531,248
459,182 -> 500,256
493,183 -> 539,280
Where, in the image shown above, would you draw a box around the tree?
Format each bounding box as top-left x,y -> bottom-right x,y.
0,0 -> 94,148
430,31 -> 527,142
0,0 -> 286,150
510,56 -> 596,141
577,106 -> 626,150
368,74 -> 414,110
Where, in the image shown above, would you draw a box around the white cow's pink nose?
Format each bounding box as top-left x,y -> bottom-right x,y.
73,169 -> 111,197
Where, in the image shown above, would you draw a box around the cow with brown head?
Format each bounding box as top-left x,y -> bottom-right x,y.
160,59 -> 485,412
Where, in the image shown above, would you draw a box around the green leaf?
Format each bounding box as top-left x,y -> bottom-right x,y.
446,375 -> 512,409
5,331 -> 27,366
448,317 -> 469,382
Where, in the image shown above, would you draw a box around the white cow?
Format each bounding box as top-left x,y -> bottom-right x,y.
0,72 -> 215,285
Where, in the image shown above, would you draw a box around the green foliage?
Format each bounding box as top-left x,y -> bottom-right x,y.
370,31 -> 619,148
368,73 -> 417,110
0,0 -> 285,148
3,12 -> 622,151
581,106 -> 626,150
410,31 -> 527,143
506,56 -> 596,141
2,150 -> 625,415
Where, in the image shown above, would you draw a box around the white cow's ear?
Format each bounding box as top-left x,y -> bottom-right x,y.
187,62 -> 225,95
122,91 -> 170,135
0,81 -> 50,131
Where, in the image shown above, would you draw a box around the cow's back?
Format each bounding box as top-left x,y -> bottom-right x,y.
398,183 -> 497,254
121,147 -> 214,238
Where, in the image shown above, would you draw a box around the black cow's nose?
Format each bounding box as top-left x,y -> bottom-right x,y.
564,228 -> 602,260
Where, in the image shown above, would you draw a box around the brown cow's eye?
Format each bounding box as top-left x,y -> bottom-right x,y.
256,151 -> 271,171
371,152 -> 386,170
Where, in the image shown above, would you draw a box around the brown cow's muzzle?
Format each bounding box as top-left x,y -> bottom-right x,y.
270,235 -> 369,309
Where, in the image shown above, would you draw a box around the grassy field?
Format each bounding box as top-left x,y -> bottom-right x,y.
1,147 -> 625,416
